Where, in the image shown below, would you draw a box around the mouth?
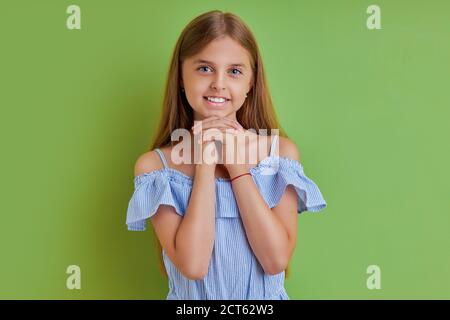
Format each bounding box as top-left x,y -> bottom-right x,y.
203,96 -> 231,107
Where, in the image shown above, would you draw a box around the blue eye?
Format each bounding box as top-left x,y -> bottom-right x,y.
197,66 -> 242,76
198,66 -> 212,73
230,68 -> 243,75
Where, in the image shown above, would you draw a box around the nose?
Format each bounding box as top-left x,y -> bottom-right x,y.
211,73 -> 226,91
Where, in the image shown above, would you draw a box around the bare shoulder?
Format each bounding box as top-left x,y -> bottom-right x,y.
134,150 -> 165,177
278,136 -> 301,162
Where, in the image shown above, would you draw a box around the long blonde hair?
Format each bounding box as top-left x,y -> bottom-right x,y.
148,10 -> 291,279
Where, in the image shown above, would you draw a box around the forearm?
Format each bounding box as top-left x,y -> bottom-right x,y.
175,164 -> 216,277
231,172 -> 290,275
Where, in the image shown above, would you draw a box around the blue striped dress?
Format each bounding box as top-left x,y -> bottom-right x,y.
126,135 -> 327,300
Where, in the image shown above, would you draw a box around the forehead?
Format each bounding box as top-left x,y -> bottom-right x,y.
187,36 -> 252,67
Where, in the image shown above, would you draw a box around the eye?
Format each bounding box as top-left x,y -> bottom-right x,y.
197,65 -> 243,76
230,68 -> 243,76
197,66 -> 212,73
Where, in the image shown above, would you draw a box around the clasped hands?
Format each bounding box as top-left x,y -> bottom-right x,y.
191,115 -> 259,176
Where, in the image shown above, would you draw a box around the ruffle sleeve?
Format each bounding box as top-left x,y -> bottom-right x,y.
125,171 -> 189,231
252,157 -> 327,214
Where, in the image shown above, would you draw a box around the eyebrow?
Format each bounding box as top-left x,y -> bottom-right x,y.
193,59 -> 247,69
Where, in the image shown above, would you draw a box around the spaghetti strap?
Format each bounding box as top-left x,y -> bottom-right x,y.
154,148 -> 169,169
269,134 -> 279,157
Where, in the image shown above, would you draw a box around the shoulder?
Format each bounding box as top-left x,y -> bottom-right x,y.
134,149 -> 165,177
277,136 -> 301,162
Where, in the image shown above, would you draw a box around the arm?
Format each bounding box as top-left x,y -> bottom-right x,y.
228,137 -> 300,275
174,163 -> 216,279
136,151 -> 216,280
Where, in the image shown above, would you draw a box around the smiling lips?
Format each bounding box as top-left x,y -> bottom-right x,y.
204,96 -> 230,102
204,96 -> 230,107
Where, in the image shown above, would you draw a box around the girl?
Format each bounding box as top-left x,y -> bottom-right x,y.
126,10 -> 327,300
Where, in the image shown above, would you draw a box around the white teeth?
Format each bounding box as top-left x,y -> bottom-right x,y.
207,96 -> 226,103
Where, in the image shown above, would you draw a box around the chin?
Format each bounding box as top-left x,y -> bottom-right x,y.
205,108 -> 227,115
194,106 -> 234,120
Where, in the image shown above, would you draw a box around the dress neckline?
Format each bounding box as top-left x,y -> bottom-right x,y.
134,154 -> 303,184
153,135 -> 279,180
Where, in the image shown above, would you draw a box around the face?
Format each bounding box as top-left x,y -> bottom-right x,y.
181,36 -> 254,122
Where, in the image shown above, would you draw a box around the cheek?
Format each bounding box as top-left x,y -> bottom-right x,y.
233,78 -> 250,93
187,78 -> 209,94
185,84 -> 203,99
230,93 -> 244,102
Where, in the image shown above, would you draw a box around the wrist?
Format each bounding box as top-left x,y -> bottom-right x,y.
230,171 -> 251,183
195,163 -> 216,175
226,165 -> 248,178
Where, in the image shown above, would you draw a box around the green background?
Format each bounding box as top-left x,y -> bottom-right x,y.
1,0 -> 449,299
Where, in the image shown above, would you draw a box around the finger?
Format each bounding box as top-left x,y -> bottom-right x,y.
205,118 -> 242,131
201,128 -> 238,142
219,130 -> 238,143
202,127 -> 238,138
200,123 -> 240,133
193,116 -> 241,130
192,116 -> 218,133
192,116 -> 220,128
193,121 -> 239,135
214,117 -> 243,130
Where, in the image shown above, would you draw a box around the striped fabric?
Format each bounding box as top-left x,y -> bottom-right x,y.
126,135 -> 327,299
